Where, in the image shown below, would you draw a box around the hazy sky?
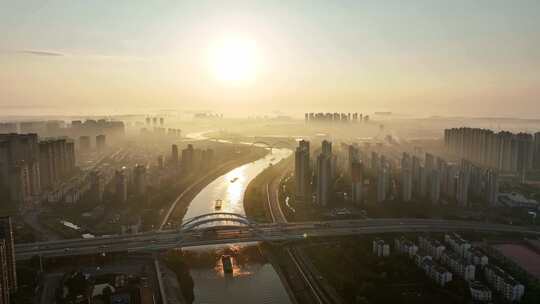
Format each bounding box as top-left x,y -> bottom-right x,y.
1,0 -> 539,117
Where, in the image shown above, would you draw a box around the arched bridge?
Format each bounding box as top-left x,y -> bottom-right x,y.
251,140 -> 296,149
180,212 -> 257,231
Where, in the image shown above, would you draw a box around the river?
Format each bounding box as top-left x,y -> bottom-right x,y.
179,136 -> 293,304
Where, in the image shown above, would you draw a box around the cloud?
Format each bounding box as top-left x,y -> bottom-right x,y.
0,49 -> 65,56
16,50 -> 65,56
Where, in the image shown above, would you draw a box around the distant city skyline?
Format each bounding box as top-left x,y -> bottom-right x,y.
1,1 -> 539,117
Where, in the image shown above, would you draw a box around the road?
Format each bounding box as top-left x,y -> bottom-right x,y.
16,218 -> 540,260
267,171 -> 336,304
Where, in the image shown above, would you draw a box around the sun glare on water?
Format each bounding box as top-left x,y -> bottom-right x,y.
209,37 -> 261,85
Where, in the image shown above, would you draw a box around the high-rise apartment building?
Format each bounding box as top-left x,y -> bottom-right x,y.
347,144 -> 360,175
0,133 -> 41,203
79,135 -> 91,152
133,164 -> 147,196
115,169 -> 128,203
371,152 -> 379,171
377,166 -> 388,203
181,144 -> 195,172
38,138 -> 76,190
89,170 -> 104,203
96,134 -> 106,152
171,144 -> 179,167
445,128 -> 534,175
457,169 -> 470,207
430,170 -> 441,204
294,140 -> 311,203
351,161 -> 363,204
485,169 -> 499,206
316,141 -> 332,206
0,217 -> 16,294
401,153 -> 412,202
534,132 -> 540,170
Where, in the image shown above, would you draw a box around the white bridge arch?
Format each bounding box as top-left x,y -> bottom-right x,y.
180,212 -> 257,231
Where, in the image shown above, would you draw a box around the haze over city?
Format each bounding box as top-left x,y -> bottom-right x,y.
1,1 -> 540,304
1,0 -> 540,117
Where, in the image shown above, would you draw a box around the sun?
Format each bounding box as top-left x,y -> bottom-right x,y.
209,37 -> 260,84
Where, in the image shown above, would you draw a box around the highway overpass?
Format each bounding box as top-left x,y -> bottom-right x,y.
15,216 -> 540,260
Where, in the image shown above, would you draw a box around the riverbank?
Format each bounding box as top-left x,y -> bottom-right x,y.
243,156 -> 291,222
243,156 -> 328,304
163,148 -> 269,227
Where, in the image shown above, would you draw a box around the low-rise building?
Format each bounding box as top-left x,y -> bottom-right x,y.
464,248 -> 489,266
430,265 -> 453,287
444,233 -> 471,257
372,238 -> 390,257
415,255 -> 453,287
419,236 -> 446,260
484,265 -> 525,302
469,281 -> 492,302
394,237 -> 418,257
440,251 -> 475,281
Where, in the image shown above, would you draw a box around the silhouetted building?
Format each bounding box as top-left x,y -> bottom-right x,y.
377,166 -> 388,203
157,155 -> 164,169
202,148 -> 215,169
79,135 -> 91,152
445,127 -> 535,175
0,216 -> 16,295
401,153 -> 413,202
294,140 -> 311,203
316,141 -> 332,206
89,170 -> 104,203
133,164 -> 147,196
534,132 -> 540,170
430,170 -> 441,204
96,134 -> 106,151
115,169 -> 128,203
0,133 -> 41,203
457,169 -> 470,207
485,169 -> 499,206
0,123 -> 16,134
351,161 -> 363,204
39,138 -> 76,190
181,144 -> 195,172
171,144 -> 179,167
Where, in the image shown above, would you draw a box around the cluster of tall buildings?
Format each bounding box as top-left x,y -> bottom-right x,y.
304,112 -> 369,123
293,140 -> 329,205
169,144 -> 215,173
180,144 -> 215,173
398,152 -> 499,206
0,217 -> 16,304
1,119 -> 124,141
294,140 -> 368,206
145,116 -> 165,125
0,133 -> 76,204
114,164 -> 148,203
295,140 -> 356,206
78,134 -> 107,152
444,128 -> 540,174
39,138 -> 76,189
194,113 -> 223,119
140,127 -> 181,138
